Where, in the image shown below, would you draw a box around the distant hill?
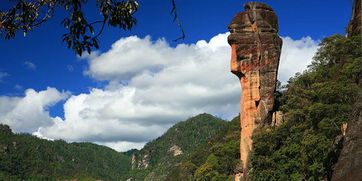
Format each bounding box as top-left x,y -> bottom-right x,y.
0,124 -> 131,181
127,113 -> 228,181
165,116 -> 240,181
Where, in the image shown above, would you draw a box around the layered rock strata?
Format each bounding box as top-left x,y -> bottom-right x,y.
227,2 -> 282,180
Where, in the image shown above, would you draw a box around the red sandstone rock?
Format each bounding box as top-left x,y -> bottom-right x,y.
228,2 -> 282,180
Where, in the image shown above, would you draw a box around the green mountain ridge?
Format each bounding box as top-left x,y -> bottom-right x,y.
127,113 -> 228,181
0,124 -> 131,181
165,116 -> 241,181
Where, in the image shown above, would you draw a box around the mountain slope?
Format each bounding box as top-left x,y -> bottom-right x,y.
128,113 -> 228,181
0,124 -> 131,181
165,116 -> 240,181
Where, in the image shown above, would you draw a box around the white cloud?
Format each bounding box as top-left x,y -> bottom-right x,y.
85,36 -> 173,81
96,141 -> 146,152
35,33 -> 241,151
24,61 -> 37,70
0,87 -> 69,133
2,33 -> 318,152
278,36 -> 319,84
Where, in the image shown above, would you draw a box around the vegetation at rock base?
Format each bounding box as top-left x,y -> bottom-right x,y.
0,124 -> 131,181
127,113 -> 228,181
250,33 -> 362,181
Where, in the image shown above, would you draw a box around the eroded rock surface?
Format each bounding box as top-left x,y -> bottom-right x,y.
228,2 -> 282,180
168,145 -> 182,156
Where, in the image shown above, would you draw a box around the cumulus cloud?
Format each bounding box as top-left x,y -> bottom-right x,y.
96,141 -> 146,152
0,87 -> 69,133
3,33 -> 318,152
278,36 -> 319,84
35,33 -> 241,151
24,61 -> 37,70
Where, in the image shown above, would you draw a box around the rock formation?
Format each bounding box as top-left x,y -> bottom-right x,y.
332,0 -> 362,180
227,2 -> 282,180
347,0 -> 361,38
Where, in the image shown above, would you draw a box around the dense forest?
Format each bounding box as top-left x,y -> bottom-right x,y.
165,116 -> 240,181
128,113 -> 228,180
0,124 -> 131,181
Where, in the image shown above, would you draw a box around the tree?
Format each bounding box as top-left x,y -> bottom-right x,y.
0,0 -> 184,56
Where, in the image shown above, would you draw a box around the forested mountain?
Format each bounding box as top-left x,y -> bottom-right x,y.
0,124 -> 131,181
127,113 -> 228,181
165,116 -> 240,181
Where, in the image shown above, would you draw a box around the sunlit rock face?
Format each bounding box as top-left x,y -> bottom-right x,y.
227,2 -> 282,180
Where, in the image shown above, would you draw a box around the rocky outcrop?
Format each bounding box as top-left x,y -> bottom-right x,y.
168,145 -> 183,156
271,111 -> 284,126
131,153 -> 150,169
228,2 -> 282,180
332,1 -> 362,180
347,0 -> 361,38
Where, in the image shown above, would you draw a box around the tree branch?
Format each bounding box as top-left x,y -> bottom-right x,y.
170,0 -> 185,42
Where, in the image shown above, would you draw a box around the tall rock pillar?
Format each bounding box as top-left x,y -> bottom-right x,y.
227,2 -> 282,180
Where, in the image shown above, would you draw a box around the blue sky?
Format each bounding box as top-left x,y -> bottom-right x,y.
0,0 -> 353,151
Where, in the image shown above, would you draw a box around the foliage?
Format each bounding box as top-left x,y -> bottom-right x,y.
1,0 -> 185,56
166,116 -> 240,181
0,124 -> 131,181
0,0 -> 138,56
250,33 -> 361,181
128,113 -> 228,181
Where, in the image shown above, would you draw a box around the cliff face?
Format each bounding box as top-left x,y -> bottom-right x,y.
227,2 -> 282,180
332,0 -> 362,180
348,0 -> 361,38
